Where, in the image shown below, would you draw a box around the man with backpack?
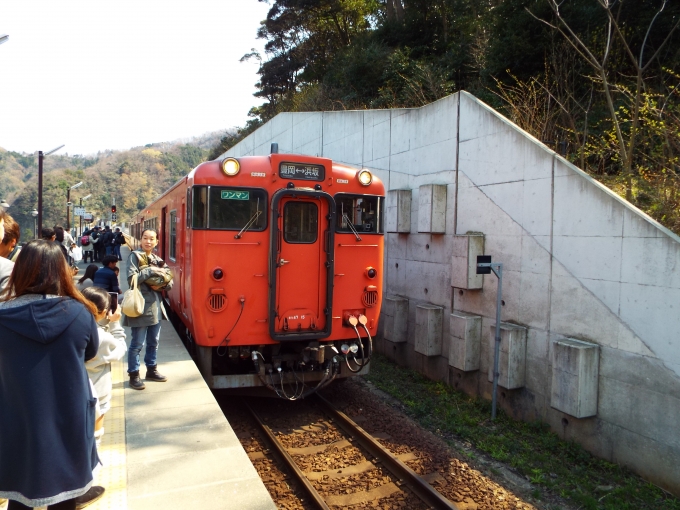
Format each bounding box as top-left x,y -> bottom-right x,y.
112,227 -> 126,261
80,229 -> 94,264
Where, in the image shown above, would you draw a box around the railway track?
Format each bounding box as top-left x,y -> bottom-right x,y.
243,394 -> 458,510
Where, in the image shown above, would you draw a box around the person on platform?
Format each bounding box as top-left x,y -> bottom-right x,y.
80,229 -> 94,264
0,209 -> 14,292
87,226 -> 101,262
95,227 -> 108,263
112,227 -> 125,261
0,240 -> 101,510
77,264 -> 99,292
123,229 -> 173,390
99,226 -> 112,257
81,287 -> 127,445
43,227 -> 69,262
0,214 -> 21,262
55,224 -> 75,254
54,226 -> 76,266
92,256 -> 121,295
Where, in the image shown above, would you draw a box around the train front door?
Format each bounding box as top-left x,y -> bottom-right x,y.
269,190 -> 335,340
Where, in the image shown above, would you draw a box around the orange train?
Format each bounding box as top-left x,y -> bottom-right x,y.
129,149 -> 384,398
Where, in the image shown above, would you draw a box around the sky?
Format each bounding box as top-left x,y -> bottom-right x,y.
0,0 -> 271,156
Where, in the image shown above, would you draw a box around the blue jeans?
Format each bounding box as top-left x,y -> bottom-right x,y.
113,245 -> 122,259
128,323 -> 162,373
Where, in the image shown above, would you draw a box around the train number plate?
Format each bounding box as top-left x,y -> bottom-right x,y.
279,162 -> 325,181
221,190 -> 250,200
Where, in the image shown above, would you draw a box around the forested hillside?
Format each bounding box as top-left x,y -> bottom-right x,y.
211,0 -> 680,234
0,133 -> 217,240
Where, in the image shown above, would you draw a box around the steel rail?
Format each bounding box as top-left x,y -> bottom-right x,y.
312,394 -> 459,510
242,399 -> 331,510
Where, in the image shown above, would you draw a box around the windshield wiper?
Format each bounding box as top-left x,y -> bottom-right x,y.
343,212 -> 362,241
235,199 -> 261,239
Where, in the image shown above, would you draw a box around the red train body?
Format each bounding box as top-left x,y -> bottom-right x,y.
129,153 -> 384,397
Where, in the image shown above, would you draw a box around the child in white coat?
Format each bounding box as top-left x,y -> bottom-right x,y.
81,287 -> 127,443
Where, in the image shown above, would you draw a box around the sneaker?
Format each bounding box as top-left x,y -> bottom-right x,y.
75,486 -> 105,509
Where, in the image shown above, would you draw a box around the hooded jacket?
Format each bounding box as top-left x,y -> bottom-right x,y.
0,295 -> 100,507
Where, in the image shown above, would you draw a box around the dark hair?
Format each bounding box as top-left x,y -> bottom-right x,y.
101,255 -> 118,267
140,228 -> 158,239
81,286 -> 111,314
41,227 -> 55,240
78,264 -> 99,284
2,214 -> 19,245
53,226 -> 64,243
1,240 -> 96,314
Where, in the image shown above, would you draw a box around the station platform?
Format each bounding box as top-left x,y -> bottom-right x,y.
1,246 -> 276,510
92,246 -> 276,510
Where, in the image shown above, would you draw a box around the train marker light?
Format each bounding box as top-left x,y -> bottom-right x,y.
358,170 -> 372,185
366,267 -> 377,279
213,268 -> 224,280
221,158 -> 240,176
340,343 -> 350,355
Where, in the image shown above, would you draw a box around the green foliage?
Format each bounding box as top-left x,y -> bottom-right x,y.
366,354 -> 680,510
1,141 -> 209,242
219,0 -> 680,234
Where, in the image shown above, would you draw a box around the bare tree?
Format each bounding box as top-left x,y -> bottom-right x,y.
528,0 -> 680,201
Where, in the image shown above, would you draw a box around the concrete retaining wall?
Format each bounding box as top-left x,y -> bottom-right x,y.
223,91 -> 680,495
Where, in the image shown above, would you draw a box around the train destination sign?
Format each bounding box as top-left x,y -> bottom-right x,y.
221,190 -> 250,200
279,162 -> 325,181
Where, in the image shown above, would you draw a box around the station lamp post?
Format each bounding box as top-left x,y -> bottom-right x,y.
31,209 -> 39,239
78,194 -> 91,237
37,144 -> 65,234
66,181 -> 83,231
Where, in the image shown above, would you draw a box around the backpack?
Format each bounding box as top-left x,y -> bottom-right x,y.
80,235 -> 90,246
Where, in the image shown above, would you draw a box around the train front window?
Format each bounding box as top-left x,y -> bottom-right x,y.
192,187 -> 207,228
284,202 -> 318,243
206,187 -> 267,230
335,194 -> 383,234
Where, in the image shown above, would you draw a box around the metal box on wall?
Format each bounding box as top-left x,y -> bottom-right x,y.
487,322 -> 527,389
551,338 -> 600,418
415,304 -> 444,356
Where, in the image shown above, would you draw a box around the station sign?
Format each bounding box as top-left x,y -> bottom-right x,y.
73,206 -> 86,216
111,213 -> 117,221
83,213 -> 94,222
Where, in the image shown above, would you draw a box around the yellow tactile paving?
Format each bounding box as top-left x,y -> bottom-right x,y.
88,357 -> 128,510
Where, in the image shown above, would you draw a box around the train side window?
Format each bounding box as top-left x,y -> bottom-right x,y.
334,194 -> 384,234
284,202 -> 318,243
169,210 -> 177,261
207,187 -> 266,231
192,186 -> 208,228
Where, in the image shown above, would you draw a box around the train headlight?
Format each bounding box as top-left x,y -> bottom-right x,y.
357,170 -> 372,186
221,158 -> 240,176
